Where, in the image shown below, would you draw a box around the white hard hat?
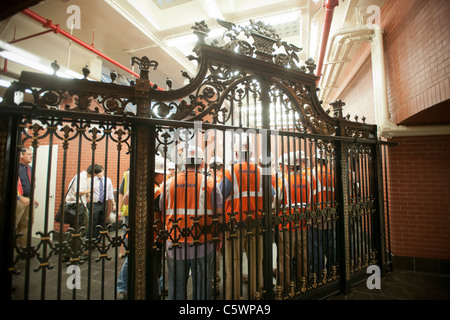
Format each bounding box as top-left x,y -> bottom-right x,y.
209,156 -> 223,165
234,138 -> 252,153
186,146 -> 204,160
278,155 -> 284,164
155,155 -> 166,174
287,152 -> 300,166
278,153 -> 290,165
297,150 -> 307,160
167,161 -> 175,169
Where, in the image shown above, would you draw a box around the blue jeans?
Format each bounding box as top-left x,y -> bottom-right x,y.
308,228 -> 336,273
167,251 -> 214,300
117,257 -> 128,293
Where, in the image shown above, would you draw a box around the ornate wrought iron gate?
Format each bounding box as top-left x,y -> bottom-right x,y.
0,19 -> 393,300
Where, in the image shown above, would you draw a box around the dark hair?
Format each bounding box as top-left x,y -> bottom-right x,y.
19,147 -> 31,155
87,164 -> 103,175
185,162 -> 202,170
210,163 -> 222,170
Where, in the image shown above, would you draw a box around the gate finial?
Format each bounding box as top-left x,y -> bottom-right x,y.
330,100 -> 345,118
131,56 -> 158,80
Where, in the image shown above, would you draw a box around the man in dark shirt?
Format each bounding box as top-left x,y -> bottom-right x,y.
16,148 -> 39,248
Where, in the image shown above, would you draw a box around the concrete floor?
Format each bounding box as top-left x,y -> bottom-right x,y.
329,269 -> 450,300
9,235 -> 450,300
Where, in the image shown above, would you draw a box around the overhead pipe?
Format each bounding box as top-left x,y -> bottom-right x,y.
0,58 -> 7,74
20,8 -> 165,90
318,27 -> 372,103
368,25 -> 450,138
9,29 -> 53,44
323,24 -> 450,138
315,0 -> 339,82
318,36 -> 350,100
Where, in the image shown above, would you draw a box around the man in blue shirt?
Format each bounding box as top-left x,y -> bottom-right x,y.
16,148 -> 39,248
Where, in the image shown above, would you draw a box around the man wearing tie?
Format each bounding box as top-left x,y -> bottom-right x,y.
16,147 -> 39,248
87,165 -> 115,241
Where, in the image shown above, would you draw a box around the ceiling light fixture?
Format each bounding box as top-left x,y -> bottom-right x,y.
0,79 -> 11,88
165,28 -> 222,47
0,40 -> 86,79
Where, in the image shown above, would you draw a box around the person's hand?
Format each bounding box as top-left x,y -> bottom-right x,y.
19,196 -> 30,206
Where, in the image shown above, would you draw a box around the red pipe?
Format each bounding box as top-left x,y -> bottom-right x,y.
315,0 -> 339,82
0,59 -> 7,74
9,29 -> 53,44
21,8 -> 167,89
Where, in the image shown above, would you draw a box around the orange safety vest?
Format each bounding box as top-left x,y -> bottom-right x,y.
164,171 -> 214,244
315,164 -> 335,207
272,173 -> 283,191
153,182 -> 162,242
224,162 -> 263,222
279,168 -> 315,230
214,171 -> 223,184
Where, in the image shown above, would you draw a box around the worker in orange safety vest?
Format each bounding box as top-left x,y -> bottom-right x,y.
309,147 -> 336,276
220,138 -> 274,299
160,146 -> 222,300
276,150 -> 314,291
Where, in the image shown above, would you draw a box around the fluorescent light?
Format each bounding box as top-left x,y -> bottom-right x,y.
0,50 -> 54,75
0,79 -> 11,87
0,40 -> 87,79
165,28 -> 223,47
165,34 -> 197,47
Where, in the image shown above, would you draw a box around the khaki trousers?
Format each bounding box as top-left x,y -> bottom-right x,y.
277,228 -> 308,290
224,229 -> 264,300
15,199 -> 34,248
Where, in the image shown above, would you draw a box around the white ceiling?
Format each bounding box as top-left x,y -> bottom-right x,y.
0,0 -> 385,103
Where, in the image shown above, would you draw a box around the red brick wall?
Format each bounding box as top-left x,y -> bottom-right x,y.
335,0 -> 450,125
333,0 -> 450,261
383,0 -> 450,124
388,135 -> 450,259
337,54 -> 375,124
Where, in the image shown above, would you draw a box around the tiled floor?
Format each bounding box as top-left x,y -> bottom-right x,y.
10,235 -> 450,300
329,270 -> 450,300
